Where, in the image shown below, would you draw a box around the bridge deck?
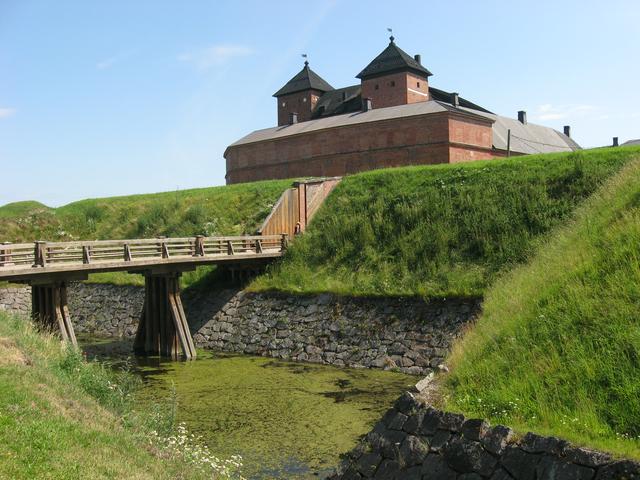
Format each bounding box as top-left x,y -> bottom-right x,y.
0,234 -> 286,282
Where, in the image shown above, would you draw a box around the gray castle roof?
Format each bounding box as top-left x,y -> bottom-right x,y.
273,62 -> 334,97
356,37 -> 432,79
311,85 -> 491,119
227,99 -> 580,156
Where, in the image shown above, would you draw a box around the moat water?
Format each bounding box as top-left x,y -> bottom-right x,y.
78,335 -> 415,479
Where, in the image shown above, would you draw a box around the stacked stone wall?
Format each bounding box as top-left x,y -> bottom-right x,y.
187,290 -> 479,375
332,392 -> 640,480
0,284 -> 479,375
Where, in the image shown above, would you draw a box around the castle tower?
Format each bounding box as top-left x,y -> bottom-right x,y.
357,36 -> 432,109
273,61 -> 334,126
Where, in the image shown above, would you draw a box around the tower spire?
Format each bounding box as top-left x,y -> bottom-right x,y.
387,27 -> 394,43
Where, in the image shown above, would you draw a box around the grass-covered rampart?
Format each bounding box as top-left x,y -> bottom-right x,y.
443,157 -> 640,458
0,180 -> 290,288
0,310 -> 244,478
252,147 -> 640,298
0,180 -> 290,243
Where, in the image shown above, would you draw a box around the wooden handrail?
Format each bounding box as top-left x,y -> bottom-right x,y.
0,234 -> 286,274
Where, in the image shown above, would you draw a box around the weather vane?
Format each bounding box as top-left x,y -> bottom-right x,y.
301,53 -> 308,66
387,27 -> 394,43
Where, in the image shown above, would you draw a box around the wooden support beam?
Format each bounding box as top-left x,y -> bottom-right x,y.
133,272 -> 196,360
31,282 -> 77,347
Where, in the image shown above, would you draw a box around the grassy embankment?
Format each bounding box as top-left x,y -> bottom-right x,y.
252,147 -> 640,299
0,310 -> 244,479
0,180 -> 290,288
442,156 -> 640,458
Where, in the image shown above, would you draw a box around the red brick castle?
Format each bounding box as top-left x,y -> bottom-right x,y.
225,37 -> 579,184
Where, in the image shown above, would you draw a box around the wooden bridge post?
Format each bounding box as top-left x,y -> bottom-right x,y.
194,235 -> 205,256
31,281 -> 77,347
34,241 -> 47,267
133,272 -> 196,360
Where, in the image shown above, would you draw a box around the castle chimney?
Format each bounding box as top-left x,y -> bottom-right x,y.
451,92 -> 460,107
613,137 -> 619,147
563,125 -> 571,138
289,112 -> 298,125
414,54 -> 421,64
362,97 -> 372,112
518,110 -> 527,125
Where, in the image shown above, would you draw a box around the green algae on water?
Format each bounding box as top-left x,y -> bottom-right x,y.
80,338 -> 415,479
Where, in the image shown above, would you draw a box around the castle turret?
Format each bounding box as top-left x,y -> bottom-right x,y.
273,61 -> 334,126
356,36 -> 432,109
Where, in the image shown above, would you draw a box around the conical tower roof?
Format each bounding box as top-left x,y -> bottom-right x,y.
356,36 -> 432,79
273,62 -> 334,97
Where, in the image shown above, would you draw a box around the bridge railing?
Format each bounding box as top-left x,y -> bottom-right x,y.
0,242 -> 37,267
0,234 -> 287,270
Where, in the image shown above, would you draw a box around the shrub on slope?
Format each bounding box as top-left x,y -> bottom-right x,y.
444,157 -> 640,457
252,147 -> 640,298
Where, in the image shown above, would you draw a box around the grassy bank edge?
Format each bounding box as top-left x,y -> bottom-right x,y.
0,310 -> 242,479
441,157 -> 640,459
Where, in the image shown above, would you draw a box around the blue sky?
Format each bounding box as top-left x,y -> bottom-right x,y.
1,0 -> 639,206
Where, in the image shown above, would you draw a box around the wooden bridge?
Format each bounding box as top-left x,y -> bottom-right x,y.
0,234 -> 287,360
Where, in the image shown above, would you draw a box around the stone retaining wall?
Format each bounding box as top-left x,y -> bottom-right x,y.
0,284 -> 480,375
331,391 -> 640,479
187,290 -> 479,375
0,284 -> 144,337
0,286 -> 30,316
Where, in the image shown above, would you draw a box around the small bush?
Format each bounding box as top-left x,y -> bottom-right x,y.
57,347 -> 139,414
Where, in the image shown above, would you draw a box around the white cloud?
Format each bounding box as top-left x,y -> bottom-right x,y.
96,56 -> 119,70
178,44 -> 253,70
96,50 -> 137,70
532,104 -> 595,121
0,108 -> 16,119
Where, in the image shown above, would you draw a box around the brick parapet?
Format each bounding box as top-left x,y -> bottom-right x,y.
226,111 -> 494,184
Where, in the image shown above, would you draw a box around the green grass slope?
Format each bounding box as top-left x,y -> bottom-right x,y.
0,180 -> 291,287
0,180 -> 290,243
252,147 -> 640,298
0,311 -> 239,479
0,201 -> 51,219
444,157 -> 640,457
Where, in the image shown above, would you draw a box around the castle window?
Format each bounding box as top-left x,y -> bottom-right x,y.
375,84 -> 379,90
390,81 -> 396,87
303,97 -> 307,103
417,81 -> 421,88
281,102 -> 286,108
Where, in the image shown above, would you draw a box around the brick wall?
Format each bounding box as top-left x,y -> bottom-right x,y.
406,72 -> 430,104
226,112 -> 494,184
277,90 -> 322,126
361,72 -> 429,110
